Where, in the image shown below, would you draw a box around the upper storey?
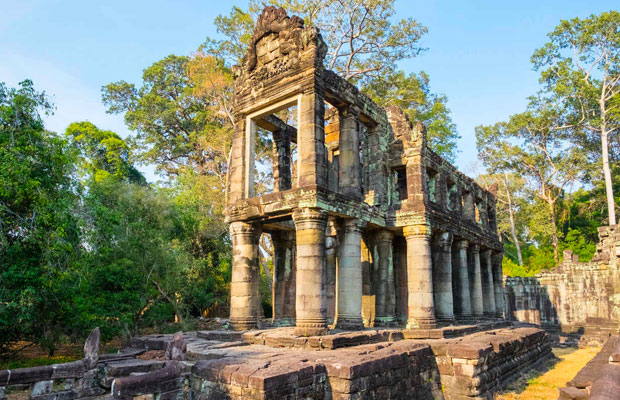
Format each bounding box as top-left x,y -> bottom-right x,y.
226,7 -> 499,249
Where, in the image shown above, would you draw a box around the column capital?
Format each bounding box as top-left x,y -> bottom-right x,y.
403,224 -> 430,238
343,218 -> 366,234
455,239 -> 469,250
339,104 -> 361,117
492,251 -> 504,264
470,243 -> 481,253
230,221 -> 261,237
374,229 -> 394,243
292,207 -> 328,227
432,231 -> 453,247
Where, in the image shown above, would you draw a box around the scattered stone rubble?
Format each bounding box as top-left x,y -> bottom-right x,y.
505,225 -> 620,345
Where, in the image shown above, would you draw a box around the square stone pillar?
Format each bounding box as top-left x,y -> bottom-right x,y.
338,106 -> 362,199
228,119 -> 247,203
272,231 -> 295,326
229,221 -> 262,330
335,219 -> 365,330
404,225 -> 437,329
298,92 -> 327,188
481,249 -> 497,318
374,230 -> 397,326
493,252 -> 505,318
432,232 -> 454,323
292,207 -> 328,336
452,239 -> 473,322
468,244 -> 484,319
272,128 -> 292,191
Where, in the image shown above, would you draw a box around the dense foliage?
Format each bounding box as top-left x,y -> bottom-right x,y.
0,81 -> 231,356
476,11 -> 620,277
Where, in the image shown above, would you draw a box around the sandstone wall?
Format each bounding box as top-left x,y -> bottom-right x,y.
504,226 -> 620,341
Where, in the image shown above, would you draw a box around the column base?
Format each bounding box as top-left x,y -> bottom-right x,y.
436,316 -> 455,326
374,316 -> 398,327
272,317 -> 296,327
295,319 -> 328,336
495,312 -> 504,319
230,317 -> 257,331
335,316 -> 364,330
483,311 -> 496,318
406,317 -> 437,329
455,314 -> 475,324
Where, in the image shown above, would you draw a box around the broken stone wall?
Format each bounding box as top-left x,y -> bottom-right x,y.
504,226 -> 620,341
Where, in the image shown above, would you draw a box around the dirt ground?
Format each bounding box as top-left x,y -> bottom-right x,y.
497,346 -> 601,400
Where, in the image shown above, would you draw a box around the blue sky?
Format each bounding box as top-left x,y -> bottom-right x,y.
1,0 -> 617,180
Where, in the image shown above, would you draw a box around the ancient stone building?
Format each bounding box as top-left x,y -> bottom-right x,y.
226,7 -> 504,336
505,225 -> 620,343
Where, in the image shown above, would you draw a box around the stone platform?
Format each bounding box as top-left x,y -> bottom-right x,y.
236,321 -> 512,351
124,325 -> 552,399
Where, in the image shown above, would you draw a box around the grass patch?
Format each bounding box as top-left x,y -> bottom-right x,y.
0,355 -> 79,370
497,346 -> 601,400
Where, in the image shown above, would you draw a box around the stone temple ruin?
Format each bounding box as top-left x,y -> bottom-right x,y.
16,6 -> 620,400
226,6 -> 505,335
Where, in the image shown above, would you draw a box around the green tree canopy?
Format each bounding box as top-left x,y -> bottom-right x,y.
0,80 -> 80,353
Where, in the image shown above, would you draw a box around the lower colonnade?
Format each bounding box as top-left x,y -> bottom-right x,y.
229,207 -> 505,334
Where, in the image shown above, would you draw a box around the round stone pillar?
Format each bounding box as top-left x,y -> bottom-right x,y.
272,231 -> 295,326
229,221 -> 262,330
481,249 -> 497,318
454,239 -> 473,321
469,244 -> 484,319
493,252 -> 505,318
292,207 -> 328,336
404,225 -> 437,329
375,230 -> 397,326
432,232 -> 454,323
336,219 -> 365,330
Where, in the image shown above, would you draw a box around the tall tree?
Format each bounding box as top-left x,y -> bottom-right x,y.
205,0 -> 427,84
102,55 -> 229,184
0,80 -> 80,354
363,70 -> 460,161
65,121 -> 145,184
532,11 -> 620,224
477,172 -> 527,265
257,0 -> 427,85
476,100 -> 588,263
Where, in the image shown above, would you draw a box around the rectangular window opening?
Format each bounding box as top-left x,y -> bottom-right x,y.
393,167 -> 407,202
246,98 -> 300,198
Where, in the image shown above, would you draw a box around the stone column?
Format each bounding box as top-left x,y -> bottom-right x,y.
272,231 -> 295,326
283,240 -> 297,322
481,249 -> 497,318
292,207 -> 328,336
452,239 -> 472,322
338,106 -> 361,199
298,92 -> 327,188
375,230 -> 397,326
336,219 -> 365,330
468,244 -> 484,319
325,218 -> 338,324
432,232 -> 454,323
493,252 -> 505,318
230,221 -> 262,330
404,225 -> 437,329
272,128 -> 292,191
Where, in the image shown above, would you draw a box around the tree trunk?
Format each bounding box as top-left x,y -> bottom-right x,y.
602,128 -> 616,225
504,172 -> 523,265
548,198 -> 560,264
